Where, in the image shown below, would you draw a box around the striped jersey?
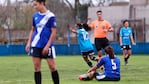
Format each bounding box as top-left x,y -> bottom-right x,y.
31,10 -> 56,48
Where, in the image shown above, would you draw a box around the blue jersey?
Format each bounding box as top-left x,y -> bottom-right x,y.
31,10 -> 56,48
120,27 -> 132,45
97,55 -> 120,78
77,29 -> 94,52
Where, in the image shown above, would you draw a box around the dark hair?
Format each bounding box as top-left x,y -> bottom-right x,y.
96,10 -> 102,13
76,23 -> 83,29
82,23 -> 91,31
34,0 -> 46,5
123,20 -> 129,25
105,46 -> 115,59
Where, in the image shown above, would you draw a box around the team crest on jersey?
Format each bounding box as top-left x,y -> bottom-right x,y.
36,23 -> 44,28
95,25 -> 98,28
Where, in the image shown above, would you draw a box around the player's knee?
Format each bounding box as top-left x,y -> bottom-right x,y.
49,65 -> 56,71
34,67 -> 40,72
34,64 -> 41,72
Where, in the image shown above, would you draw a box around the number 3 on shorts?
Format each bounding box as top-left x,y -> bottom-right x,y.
111,59 -> 117,70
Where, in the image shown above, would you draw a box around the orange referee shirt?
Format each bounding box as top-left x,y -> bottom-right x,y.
90,20 -> 111,38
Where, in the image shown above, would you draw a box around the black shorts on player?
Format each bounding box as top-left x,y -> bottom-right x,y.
121,45 -> 131,50
81,50 -> 94,58
95,38 -> 109,51
29,46 -> 56,59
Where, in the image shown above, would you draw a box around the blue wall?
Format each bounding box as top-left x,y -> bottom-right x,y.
0,43 -> 149,56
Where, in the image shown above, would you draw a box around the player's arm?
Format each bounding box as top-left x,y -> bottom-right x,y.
107,21 -> 113,32
130,35 -> 135,45
119,28 -> 123,46
87,66 -> 98,73
25,26 -> 34,52
130,28 -> 135,45
87,17 -> 91,25
70,28 -> 77,34
108,27 -> 113,32
88,58 -> 104,73
87,17 -> 94,29
119,36 -> 122,46
42,28 -> 56,55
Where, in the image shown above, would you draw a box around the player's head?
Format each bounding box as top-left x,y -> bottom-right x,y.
105,46 -> 115,59
96,10 -> 103,19
82,23 -> 91,31
75,23 -> 83,29
123,20 -> 129,28
33,0 -> 46,11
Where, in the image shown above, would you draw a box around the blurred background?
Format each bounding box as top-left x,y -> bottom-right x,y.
0,0 -> 149,55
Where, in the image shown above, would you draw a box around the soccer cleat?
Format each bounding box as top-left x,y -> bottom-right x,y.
78,73 -> 92,81
124,60 -> 128,65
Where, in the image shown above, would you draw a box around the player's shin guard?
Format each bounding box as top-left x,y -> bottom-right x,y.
91,57 -> 98,61
34,71 -> 41,84
51,70 -> 59,84
87,60 -> 93,67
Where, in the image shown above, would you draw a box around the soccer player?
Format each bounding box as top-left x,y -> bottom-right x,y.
119,20 -> 135,65
71,23 -> 98,67
79,46 -> 120,81
87,10 -> 113,61
25,0 -> 59,84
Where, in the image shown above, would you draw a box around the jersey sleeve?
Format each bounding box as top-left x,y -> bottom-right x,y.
129,27 -> 132,35
49,16 -> 57,28
119,28 -> 123,37
106,21 -> 112,29
96,58 -> 105,68
90,22 -> 94,29
77,29 -> 80,34
32,16 -> 35,27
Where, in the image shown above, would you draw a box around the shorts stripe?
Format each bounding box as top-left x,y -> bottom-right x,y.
51,46 -> 56,59
96,75 -> 106,80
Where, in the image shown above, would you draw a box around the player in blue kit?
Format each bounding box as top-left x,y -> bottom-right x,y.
25,0 -> 59,84
79,46 -> 120,81
71,23 -> 98,67
119,20 -> 135,65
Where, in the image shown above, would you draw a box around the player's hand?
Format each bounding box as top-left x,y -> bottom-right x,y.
25,44 -> 30,52
87,17 -> 91,20
132,43 -> 136,45
103,29 -> 108,32
42,46 -> 49,56
108,28 -> 113,32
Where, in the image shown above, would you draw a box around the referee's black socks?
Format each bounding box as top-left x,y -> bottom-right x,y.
52,70 -> 59,84
34,71 -> 41,84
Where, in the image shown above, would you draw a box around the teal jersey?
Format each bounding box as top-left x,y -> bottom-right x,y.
120,27 -> 132,45
77,29 -> 94,52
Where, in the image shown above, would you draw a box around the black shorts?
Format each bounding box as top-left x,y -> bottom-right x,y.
95,38 -> 109,51
81,50 -> 94,58
29,46 -> 56,59
121,45 -> 131,50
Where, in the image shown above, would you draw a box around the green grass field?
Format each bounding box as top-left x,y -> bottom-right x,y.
0,55 -> 149,84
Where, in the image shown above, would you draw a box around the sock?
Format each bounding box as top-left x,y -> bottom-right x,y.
87,60 -> 93,67
51,70 -> 59,84
124,58 -> 128,64
91,57 -> 98,61
34,71 -> 41,84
